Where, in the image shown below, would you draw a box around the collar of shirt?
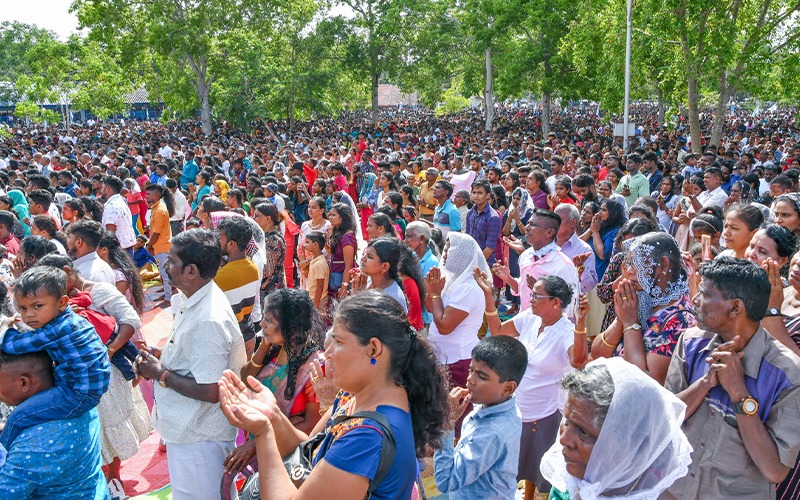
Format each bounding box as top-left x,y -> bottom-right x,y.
533,241 -> 559,260
74,251 -> 99,266
178,280 -> 215,311
471,395 -> 519,421
699,326 -> 769,379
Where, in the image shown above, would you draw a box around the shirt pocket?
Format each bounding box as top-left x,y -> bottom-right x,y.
708,424 -> 751,471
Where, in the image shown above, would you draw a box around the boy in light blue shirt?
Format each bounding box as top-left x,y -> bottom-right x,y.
434,336 -> 527,498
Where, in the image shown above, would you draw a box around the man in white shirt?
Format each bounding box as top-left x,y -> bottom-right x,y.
100,176 -> 137,253
158,140 -> 174,159
66,220 -> 117,285
691,166 -> 729,210
135,229 -> 246,500
167,178 -> 187,236
554,204 -> 598,294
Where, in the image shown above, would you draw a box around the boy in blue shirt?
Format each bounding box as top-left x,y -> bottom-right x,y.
0,266 -> 110,449
434,335 -> 527,498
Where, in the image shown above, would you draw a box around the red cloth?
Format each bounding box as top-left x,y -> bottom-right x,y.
303,163 -> 318,186
283,217 -> 300,288
403,277 -> 423,331
70,291 -> 117,343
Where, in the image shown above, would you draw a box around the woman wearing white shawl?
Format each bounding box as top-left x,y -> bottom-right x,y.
540,357 -> 692,499
333,190 -> 362,240
425,232 -> 490,436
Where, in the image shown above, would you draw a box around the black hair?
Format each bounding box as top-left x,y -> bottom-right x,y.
201,196 -> 226,214
614,217 -> 657,250
471,178 -> 491,194
628,204 -> 657,225
329,203 -> 356,253
434,180 -> 454,198
32,215 -> 67,248
0,350 -> 54,384
555,176 -> 579,203
28,190 -> 52,210
758,223 -> 797,260
334,291 -> 448,457
254,203 -> 282,226
601,199 -> 626,234
398,243 -> 426,304
633,231 -> 687,284
726,203 -> 764,231
573,173 -> 595,188
98,232 -> 145,314
379,171 -> 399,191
529,169 -> 551,194
0,210 -> 16,233
384,191 -> 403,210
471,336 -> 528,384
103,175 -> 123,194
368,213 -> 397,237
218,216 -> 253,252
538,275 -> 574,311
170,229 -> 222,280
15,265 -> 67,299
261,289 -> 324,400
67,219 -> 103,248
145,184 -> 175,217
19,235 -> 57,268
531,208 -> 562,234
699,257 -> 770,321
79,196 -> 103,221
197,170 -> 212,185
367,237 -> 404,290
305,231 -> 326,249
770,174 -> 793,190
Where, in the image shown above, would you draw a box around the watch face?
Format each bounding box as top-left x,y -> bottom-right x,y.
743,399 -> 757,414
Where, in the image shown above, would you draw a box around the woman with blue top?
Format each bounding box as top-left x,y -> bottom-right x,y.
218,290 -> 449,500
588,198 -> 625,280
189,170 -> 212,211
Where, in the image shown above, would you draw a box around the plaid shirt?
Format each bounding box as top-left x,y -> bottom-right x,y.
466,204 -> 502,265
3,309 -> 110,397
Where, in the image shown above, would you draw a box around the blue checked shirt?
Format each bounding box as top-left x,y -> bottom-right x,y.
434,396 -> 522,498
465,203 -> 502,265
2,309 -> 110,397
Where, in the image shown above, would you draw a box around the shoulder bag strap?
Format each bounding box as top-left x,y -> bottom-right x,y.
331,410 -> 397,495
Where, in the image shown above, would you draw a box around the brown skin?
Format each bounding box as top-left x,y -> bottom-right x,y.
559,394 -> 602,480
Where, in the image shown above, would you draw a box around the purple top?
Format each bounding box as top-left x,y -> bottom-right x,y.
330,232 -> 357,273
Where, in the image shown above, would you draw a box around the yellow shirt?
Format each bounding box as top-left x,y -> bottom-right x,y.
306,254 -> 329,311
149,201 -> 172,255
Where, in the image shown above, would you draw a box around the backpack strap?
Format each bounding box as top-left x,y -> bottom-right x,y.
331,410 -> 397,495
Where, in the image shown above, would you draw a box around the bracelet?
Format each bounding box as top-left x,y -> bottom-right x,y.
600,333 -> 617,348
319,404 -> 332,416
574,329 -> 587,335
430,295 -> 440,300
250,357 -> 265,368
485,310 -> 499,316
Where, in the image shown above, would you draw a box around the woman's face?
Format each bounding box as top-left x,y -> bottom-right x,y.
660,179 -> 672,195
260,310 -> 284,346
730,183 -> 742,199
512,194 -> 521,208
608,172 -> 619,184
402,209 -> 415,224
555,184 -> 568,198
360,246 -> 385,277
196,174 -> 205,186
788,252 -> 800,291
723,212 -> 756,253
328,209 -> 341,228
692,183 -> 703,196
559,394 -> 601,480
0,200 -> 9,211
379,175 -> 390,188
214,184 -> 221,195
745,229 -> 787,267
691,226 -> 719,245
365,218 -> 384,240
253,210 -> 272,231
598,203 -> 609,221
580,205 -> 595,225
307,200 -> 323,220
597,183 -> 612,198
774,201 -> 800,233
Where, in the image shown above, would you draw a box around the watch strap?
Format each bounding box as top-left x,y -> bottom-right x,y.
159,369 -> 170,388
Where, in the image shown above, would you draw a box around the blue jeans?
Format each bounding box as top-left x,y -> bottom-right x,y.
0,385 -> 100,449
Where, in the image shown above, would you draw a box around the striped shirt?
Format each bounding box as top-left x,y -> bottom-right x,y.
214,258 -> 260,342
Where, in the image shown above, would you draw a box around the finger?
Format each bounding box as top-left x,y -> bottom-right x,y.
246,375 -> 264,393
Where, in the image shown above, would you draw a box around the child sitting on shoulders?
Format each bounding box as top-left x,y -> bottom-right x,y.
434,335 -> 527,498
0,266 -> 110,449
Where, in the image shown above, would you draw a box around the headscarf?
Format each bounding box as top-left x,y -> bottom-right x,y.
336,191 -> 362,240
540,357 -> 692,500
625,233 -> 690,326
441,232 -> 490,297
510,186 -> 535,233
7,189 -> 30,236
216,180 -> 230,202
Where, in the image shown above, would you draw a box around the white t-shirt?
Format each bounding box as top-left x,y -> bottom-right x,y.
428,281 -> 485,364
512,312 -> 575,421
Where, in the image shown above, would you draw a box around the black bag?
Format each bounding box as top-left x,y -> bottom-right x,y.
239,410 -> 397,499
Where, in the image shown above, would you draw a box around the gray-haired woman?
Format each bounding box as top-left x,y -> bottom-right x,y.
540,357 -> 692,499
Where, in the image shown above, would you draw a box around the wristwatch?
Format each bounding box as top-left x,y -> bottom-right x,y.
733,396 -> 759,416
764,307 -> 782,317
158,369 -> 170,389
622,323 -> 642,334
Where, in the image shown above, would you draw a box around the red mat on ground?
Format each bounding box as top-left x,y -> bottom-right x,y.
120,431 -> 170,496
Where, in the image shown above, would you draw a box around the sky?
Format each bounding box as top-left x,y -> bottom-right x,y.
0,0 -> 80,40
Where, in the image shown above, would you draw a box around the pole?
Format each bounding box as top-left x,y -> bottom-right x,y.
623,0 -> 633,153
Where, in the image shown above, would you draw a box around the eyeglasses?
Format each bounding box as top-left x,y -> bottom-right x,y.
530,292 -> 557,301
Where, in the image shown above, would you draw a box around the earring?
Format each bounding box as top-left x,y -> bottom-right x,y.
370,358 -> 377,365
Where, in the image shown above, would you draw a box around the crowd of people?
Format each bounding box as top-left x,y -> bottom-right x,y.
0,103 -> 797,499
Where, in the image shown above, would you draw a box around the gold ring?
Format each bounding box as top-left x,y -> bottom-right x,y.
622,296 -> 627,300
311,376 -> 319,383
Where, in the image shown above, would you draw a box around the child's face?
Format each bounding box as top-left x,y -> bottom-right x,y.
135,240 -> 145,250
304,238 -> 318,253
14,290 -> 69,329
466,359 -> 515,406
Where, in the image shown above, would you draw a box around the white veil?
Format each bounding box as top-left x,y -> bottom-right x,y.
540,357 -> 692,500
336,191 -> 362,240
441,232 -> 490,297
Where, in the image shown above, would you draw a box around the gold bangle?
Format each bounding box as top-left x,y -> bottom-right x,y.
250,357 -> 265,368
600,333 -> 617,349
319,405 -> 332,416
485,310 -> 499,316
430,295 -> 440,300
574,329 -> 587,335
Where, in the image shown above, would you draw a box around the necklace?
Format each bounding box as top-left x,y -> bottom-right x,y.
309,219 -> 326,230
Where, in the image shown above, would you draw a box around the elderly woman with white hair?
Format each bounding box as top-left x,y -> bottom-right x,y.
404,221 -> 439,330
540,357 -> 692,499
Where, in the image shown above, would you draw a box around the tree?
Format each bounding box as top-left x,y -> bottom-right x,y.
0,22 -> 57,101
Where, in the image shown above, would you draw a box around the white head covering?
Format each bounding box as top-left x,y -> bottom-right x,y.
442,232 -> 490,296
540,357 -> 692,500
335,191 -> 361,240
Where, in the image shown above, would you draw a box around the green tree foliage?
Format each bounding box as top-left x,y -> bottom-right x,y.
0,22 -> 57,101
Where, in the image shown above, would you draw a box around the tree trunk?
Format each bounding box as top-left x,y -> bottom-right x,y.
687,75 -> 702,153
187,55 -> 212,135
371,70 -> 379,126
710,72 -> 731,148
542,92 -> 551,138
657,87 -> 665,128
199,85 -> 211,135
484,45 -> 494,132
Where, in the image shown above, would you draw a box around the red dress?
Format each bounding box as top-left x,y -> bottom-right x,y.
403,277 -> 424,331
